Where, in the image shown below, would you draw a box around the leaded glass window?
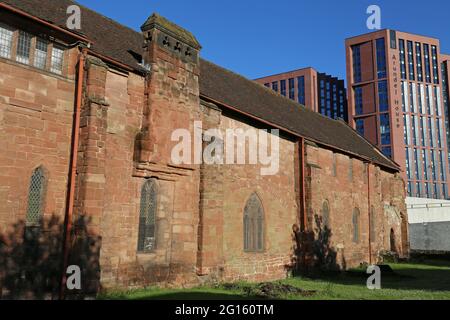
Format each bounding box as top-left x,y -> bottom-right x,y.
243,193 -> 264,252
352,208 -> 360,243
370,206 -> 376,242
34,38 -> 48,69
322,200 -> 330,228
26,166 -> 46,226
0,23 -> 14,59
137,179 -> 157,252
51,46 -> 64,74
16,30 -> 32,65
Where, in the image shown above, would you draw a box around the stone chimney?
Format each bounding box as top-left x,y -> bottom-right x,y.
136,13 -> 202,166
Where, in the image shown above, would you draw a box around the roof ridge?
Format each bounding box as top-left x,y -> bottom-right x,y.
201,59 -> 338,120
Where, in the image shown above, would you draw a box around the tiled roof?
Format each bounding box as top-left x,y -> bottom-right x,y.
1,0 -> 399,170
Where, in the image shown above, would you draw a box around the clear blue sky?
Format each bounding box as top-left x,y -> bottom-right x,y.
76,0 -> 450,81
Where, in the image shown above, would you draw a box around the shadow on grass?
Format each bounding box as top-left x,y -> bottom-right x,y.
132,291 -> 261,300
302,259 -> 450,292
101,289 -> 264,301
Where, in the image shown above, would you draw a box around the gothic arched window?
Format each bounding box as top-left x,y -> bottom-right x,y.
243,193 -> 264,252
322,200 -> 330,228
137,179 -> 157,252
390,228 -> 397,253
26,166 -> 47,226
352,208 -> 360,243
370,206 -> 376,242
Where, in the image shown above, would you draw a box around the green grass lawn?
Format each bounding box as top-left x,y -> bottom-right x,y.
99,259 -> 450,300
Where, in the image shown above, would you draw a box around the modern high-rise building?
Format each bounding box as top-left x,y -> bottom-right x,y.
255,68 -> 348,121
346,30 -> 450,199
441,54 -> 450,162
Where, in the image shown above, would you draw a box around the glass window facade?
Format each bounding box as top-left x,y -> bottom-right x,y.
399,39 -> 407,80
431,45 -> 439,84
402,81 -> 409,113
426,149 -> 432,182
437,118 -> 443,148
376,38 -> 387,79
297,76 -> 305,105
415,182 -> 421,197
434,86 -> 442,117
421,116 -> 427,147
332,84 -> 338,119
339,90 -> 346,120
412,115 -> 419,145
442,62 -> 450,164
425,182 -> 431,198
415,42 -> 423,82
431,149 -> 437,181
272,81 -> 278,93
382,147 -> 392,158
418,84 -> 425,114
378,80 -> 388,112
429,117 -> 436,148
426,85 -> 432,115
422,149 -> 429,181
424,44 -> 431,83
440,151 -> 447,182
352,45 -> 362,83
406,148 -> 412,180
288,78 -> 295,100
380,114 -> 391,145
414,148 -> 420,180
355,87 -> 363,115
407,41 -> 415,80
404,114 -> 411,145
280,79 -> 286,97
410,83 -> 417,113
356,119 -> 364,136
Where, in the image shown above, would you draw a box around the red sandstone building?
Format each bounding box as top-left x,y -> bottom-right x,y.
255,68 -> 348,122
0,0 -> 408,298
346,30 -> 450,199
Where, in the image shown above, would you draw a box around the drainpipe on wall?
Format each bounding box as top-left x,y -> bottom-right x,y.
59,47 -> 87,300
367,162 -> 373,265
300,138 -> 307,232
297,138 -> 308,271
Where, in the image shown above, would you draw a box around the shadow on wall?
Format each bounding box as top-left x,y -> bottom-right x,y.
289,214 -> 345,276
0,215 -> 101,300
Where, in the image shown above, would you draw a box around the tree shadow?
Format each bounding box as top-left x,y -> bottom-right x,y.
288,214 -> 343,277
287,215 -> 450,292
0,215 -> 101,300
310,261 -> 450,292
128,291 -> 262,301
